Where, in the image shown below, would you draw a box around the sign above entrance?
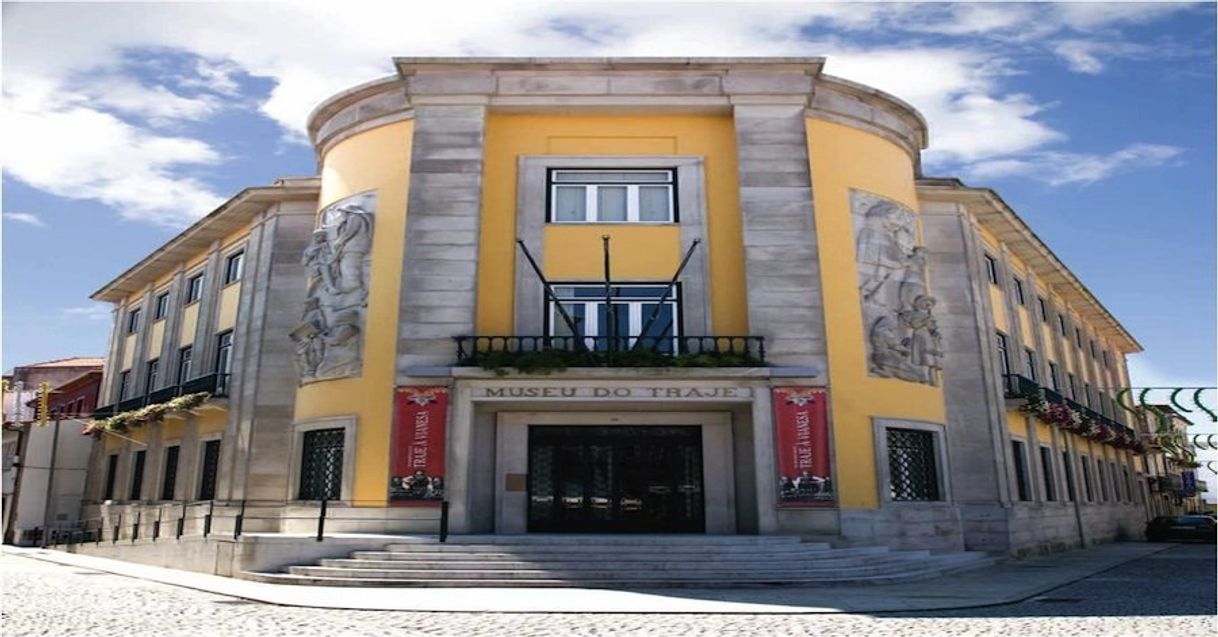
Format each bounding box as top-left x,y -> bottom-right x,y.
390,386 -> 448,507
773,387 -> 835,508
472,385 -> 754,400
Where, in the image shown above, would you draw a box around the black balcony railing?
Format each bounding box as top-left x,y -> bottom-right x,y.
91,404 -> 116,418
1002,374 -> 1040,399
1004,374 -> 1139,441
116,395 -> 147,413
92,373 -> 231,419
454,335 -> 766,368
181,372 -> 231,398
146,384 -> 183,405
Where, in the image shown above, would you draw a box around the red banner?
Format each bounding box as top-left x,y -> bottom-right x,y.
390,386 -> 448,506
773,387 -> 834,507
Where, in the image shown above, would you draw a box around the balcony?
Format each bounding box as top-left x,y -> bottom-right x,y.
95,373 -> 231,418
1002,374 -> 1138,442
454,335 -> 766,369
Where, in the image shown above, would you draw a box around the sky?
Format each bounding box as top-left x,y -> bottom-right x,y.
2,1 -> 1215,480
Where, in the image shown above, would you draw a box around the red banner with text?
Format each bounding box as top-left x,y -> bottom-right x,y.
390,386 -> 448,506
773,387 -> 835,507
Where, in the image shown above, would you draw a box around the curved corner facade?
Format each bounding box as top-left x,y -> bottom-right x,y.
83,58 -> 1151,557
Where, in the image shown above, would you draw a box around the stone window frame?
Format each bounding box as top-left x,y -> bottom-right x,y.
872,418 -> 952,506
286,416 -> 356,503
514,156 -> 711,338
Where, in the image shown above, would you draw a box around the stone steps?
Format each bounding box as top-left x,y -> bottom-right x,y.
244,535 -> 998,588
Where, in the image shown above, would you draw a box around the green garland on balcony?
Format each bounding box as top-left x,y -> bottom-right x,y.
86,392 -> 212,435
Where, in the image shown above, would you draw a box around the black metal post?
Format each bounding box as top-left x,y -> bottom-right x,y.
516,239 -> 583,340
203,500 -> 213,537
634,239 -> 701,350
602,235 -> 615,359
439,500 -> 449,543
316,498 -> 328,542
132,511 -> 141,543
233,500 -> 245,539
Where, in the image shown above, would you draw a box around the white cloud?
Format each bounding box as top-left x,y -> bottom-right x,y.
60,305 -> 113,321
3,212 -> 46,228
967,143 -> 1184,186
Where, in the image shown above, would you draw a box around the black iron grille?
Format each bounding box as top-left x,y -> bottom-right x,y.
160,446 -> 180,501
129,450 -> 146,501
198,440 -> 221,500
298,428 -> 344,501
887,428 -> 940,501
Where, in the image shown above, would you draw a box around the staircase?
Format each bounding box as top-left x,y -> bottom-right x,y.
244,535 -> 999,588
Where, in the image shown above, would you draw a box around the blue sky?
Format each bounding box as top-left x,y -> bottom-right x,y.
3,2 -> 1215,399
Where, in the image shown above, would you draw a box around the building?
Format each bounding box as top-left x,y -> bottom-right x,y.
1137,404 -> 1205,516
3,357 -> 103,544
81,58 -> 1150,559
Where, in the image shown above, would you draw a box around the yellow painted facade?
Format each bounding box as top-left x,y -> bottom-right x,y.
216,282 -> 241,332
476,114 -> 747,336
806,118 -> 946,510
179,304 -> 199,347
293,119 -> 414,504
147,321 -> 164,360
121,334 -> 136,371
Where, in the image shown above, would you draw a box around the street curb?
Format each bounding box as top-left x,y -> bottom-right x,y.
3,543 -> 1176,615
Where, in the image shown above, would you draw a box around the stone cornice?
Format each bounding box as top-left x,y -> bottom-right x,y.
916,177 -> 1142,354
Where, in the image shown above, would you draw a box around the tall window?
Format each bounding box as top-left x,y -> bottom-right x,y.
1102,350 -> 1111,369
1067,373 -> 1078,400
1081,456 -> 1094,501
548,285 -> 680,351
1037,297 -> 1049,322
144,359 -> 159,394
126,307 -> 141,334
223,251 -> 245,285
154,292 -> 170,320
1011,440 -> 1031,501
1039,446 -> 1056,501
1111,461 -> 1123,501
886,428 -> 941,501
176,346 -> 193,384
1024,348 -> 1038,382
548,169 -> 675,223
1012,277 -> 1026,305
1075,327 -> 1083,348
1096,461 -> 1108,501
298,428 -> 344,500
215,331 -> 234,375
185,273 -> 204,304
197,440 -> 221,500
983,253 -> 999,285
1062,450 -> 1076,501
117,371 -> 131,401
1084,383 -> 1093,407
1058,314 -> 1067,337
103,454 -> 119,501
129,450 -> 147,501
995,331 -> 1011,375
1089,340 -> 1097,359
1048,362 -> 1061,392
160,446 -> 180,501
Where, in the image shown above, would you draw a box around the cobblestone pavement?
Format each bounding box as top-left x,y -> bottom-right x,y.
3,544 -> 1213,636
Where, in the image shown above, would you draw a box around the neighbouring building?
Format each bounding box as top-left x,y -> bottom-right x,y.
3,357 -> 103,544
81,58 -> 1151,558
1138,404 -> 1206,516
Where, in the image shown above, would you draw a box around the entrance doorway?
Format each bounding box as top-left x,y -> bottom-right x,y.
527,425 -> 705,533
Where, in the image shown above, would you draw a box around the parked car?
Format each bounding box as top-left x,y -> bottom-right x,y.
1145,515 -> 1217,542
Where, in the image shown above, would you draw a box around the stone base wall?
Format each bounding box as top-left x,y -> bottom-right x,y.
1006,501 -> 1146,557
839,505 -> 966,553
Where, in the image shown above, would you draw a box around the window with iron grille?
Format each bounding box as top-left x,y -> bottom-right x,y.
1011,440 -> 1031,501
198,440 -> 221,500
160,446 -> 179,501
1062,451 -> 1076,501
129,450 -> 146,501
103,454 -> 118,500
298,428 -> 344,500
886,428 -> 940,501
1039,446 -> 1056,501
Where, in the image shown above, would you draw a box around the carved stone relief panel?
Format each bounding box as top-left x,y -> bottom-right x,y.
851,190 -> 943,385
292,191 -> 376,384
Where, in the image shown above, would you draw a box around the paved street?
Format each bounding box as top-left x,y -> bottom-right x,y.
3,544 -> 1214,636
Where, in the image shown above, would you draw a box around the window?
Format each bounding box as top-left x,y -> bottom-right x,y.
223,251 -> 244,285
154,292 -> 170,320
160,446 -> 180,501
1040,446 -> 1056,502
117,370 -> 131,401
1048,362 -> 1061,392
1012,277 -> 1026,305
1096,461 -> 1108,501
1111,461 -> 1123,501
1123,467 -> 1134,502
198,440 -> 221,500
1081,456 -> 1094,502
1011,440 -> 1031,501
185,273 -> 204,304
1058,314 -> 1067,337
1062,451 -> 1076,501
1084,383 -> 1093,407
1102,350 -> 1111,369
886,428 -> 941,501
548,284 -> 680,351
298,428 -> 344,500
1024,348 -> 1038,382
995,331 -> 1011,376
1067,373 -> 1078,400
176,346 -> 193,384
126,307 -> 141,334
103,454 -> 119,501
129,450 -> 147,501
1075,327 -> 1083,348
215,331 -> 234,375
1037,297 -> 1049,322
983,253 -> 999,285
1089,340 -> 1097,359
548,170 -> 675,223
144,359 -> 159,394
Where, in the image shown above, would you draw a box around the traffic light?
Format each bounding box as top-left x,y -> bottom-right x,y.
37,382 -> 50,427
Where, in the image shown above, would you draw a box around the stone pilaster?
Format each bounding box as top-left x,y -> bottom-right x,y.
190,244 -> 224,375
